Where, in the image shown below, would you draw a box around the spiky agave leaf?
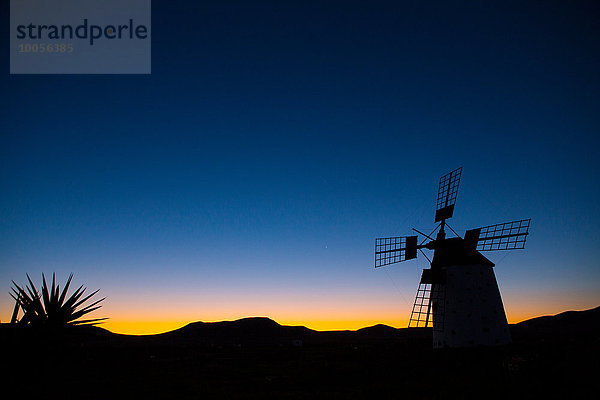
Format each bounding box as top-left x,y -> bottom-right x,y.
50,273 -> 59,304
11,280 -> 45,323
58,273 -> 74,305
71,289 -> 101,311
70,317 -> 109,326
10,297 -> 20,324
10,273 -> 106,327
25,274 -> 41,302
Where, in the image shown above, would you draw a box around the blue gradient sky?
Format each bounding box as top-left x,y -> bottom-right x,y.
1,1 -> 599,333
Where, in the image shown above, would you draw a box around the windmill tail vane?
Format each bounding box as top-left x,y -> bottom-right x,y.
374,167 -> 531,348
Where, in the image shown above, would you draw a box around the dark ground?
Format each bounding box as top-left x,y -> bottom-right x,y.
2,307 -> 599,399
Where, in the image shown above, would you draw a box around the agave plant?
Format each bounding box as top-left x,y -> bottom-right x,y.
10,273 -> 107,327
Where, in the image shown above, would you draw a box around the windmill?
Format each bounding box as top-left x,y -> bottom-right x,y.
375,167 -> 531,348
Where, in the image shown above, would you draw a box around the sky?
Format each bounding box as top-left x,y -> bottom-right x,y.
1,1 -> 599,334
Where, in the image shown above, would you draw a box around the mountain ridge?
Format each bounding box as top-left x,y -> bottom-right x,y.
5,306 -> 596,341
102,305 -> 600,343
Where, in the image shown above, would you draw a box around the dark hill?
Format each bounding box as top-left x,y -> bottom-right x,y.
155,317 -> 435,345
356,323 -> 430,340
517,305 -> 600,328
511,305 -> 600,341
158,317 -> 315,345
357,323 -> 398,335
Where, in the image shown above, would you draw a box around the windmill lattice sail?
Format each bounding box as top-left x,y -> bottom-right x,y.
465,219 -> 531,251
374,236 -> 417,267
435,167 -> 462,222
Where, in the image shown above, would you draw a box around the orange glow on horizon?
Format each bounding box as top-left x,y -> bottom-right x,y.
100,304 -> 598,335
3,286 -> 597,335
96,295 -> 415,334
103,317 -> 410,335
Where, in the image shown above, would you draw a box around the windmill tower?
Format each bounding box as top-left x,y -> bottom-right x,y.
375,168 -> 531,348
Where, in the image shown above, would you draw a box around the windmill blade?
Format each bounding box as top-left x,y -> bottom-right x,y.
409,282 -> 432,327
11,299 -> 21,324
435,167 -> 463,222
465,218 -> 531,251
375,236 -> 418,267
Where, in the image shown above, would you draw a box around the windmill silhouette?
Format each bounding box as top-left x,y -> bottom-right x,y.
375,167 -> 531,348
